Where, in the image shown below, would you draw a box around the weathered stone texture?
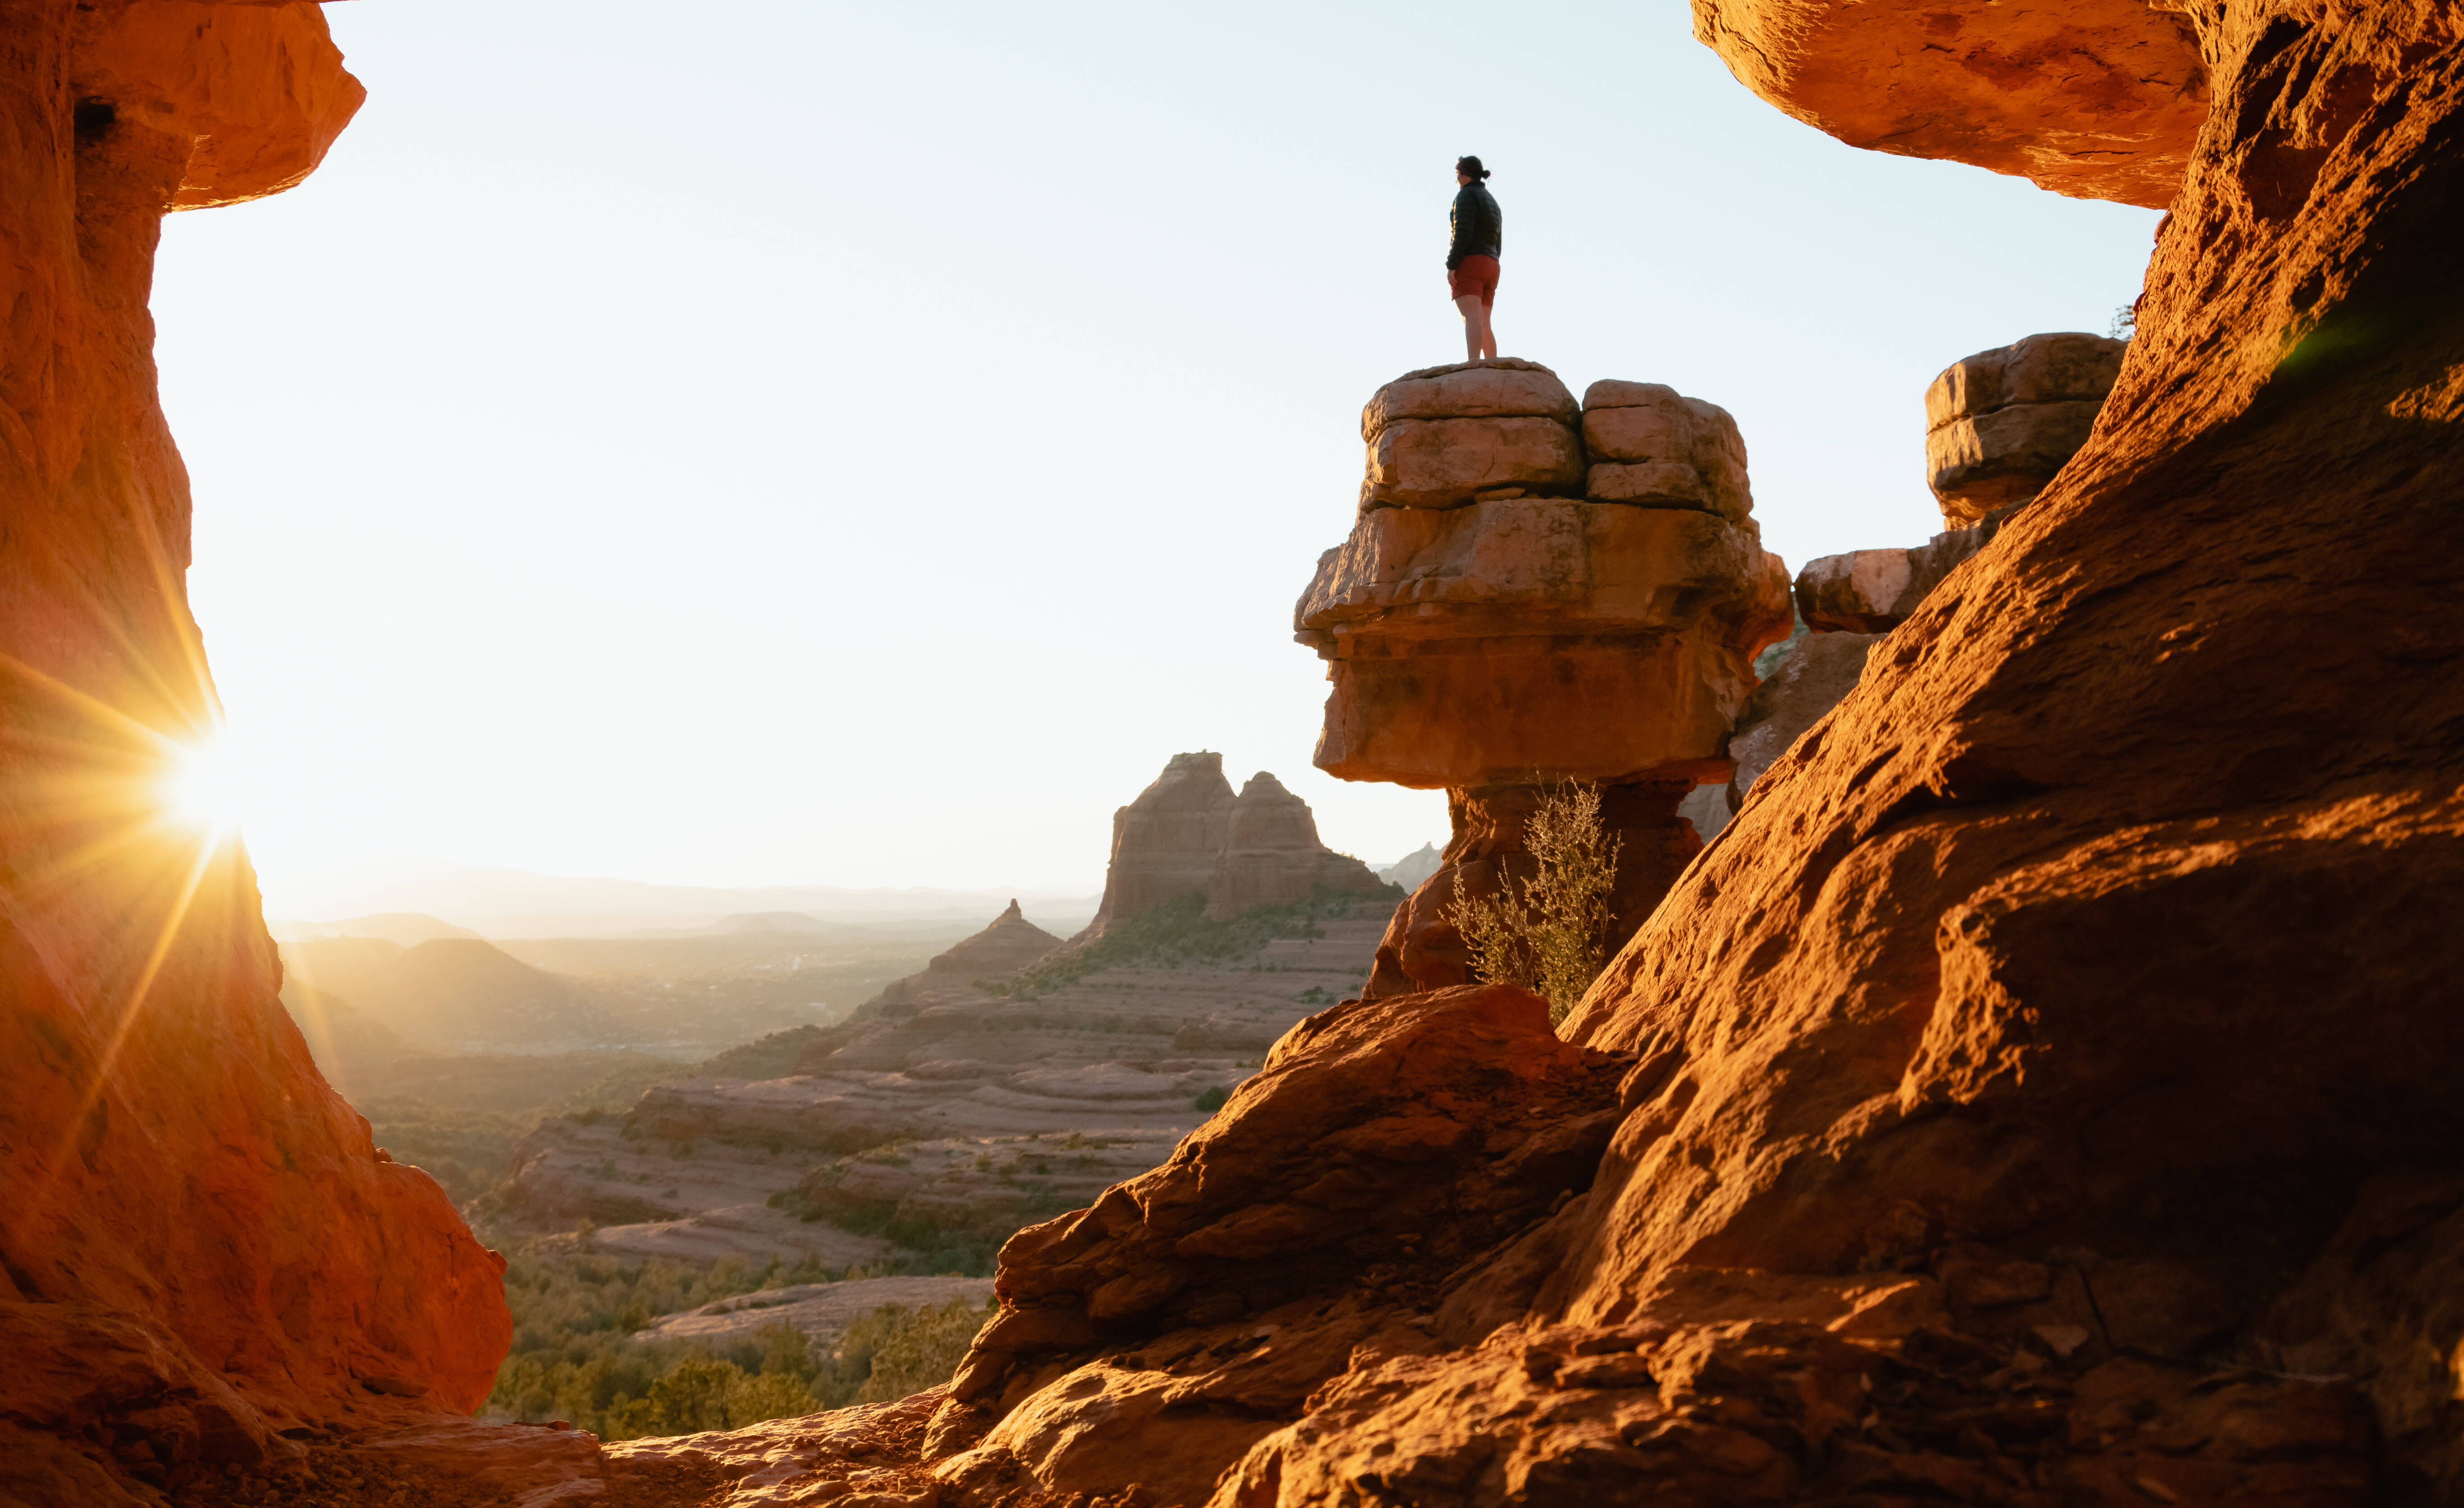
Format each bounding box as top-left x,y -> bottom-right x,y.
0,5 -> 503,1500
1927,332 -> 2128,522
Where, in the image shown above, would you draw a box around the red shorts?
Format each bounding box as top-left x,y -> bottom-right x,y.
1448,254 -> 1499,307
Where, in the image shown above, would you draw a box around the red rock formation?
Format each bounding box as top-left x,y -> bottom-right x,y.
1927,331 -> 2129,524
0,5 -> 505,1500
1302,362 -> 1792,996
580,0 -> 2464,1502
1081,753 -> 1386,937
1689,0 -> 2209,207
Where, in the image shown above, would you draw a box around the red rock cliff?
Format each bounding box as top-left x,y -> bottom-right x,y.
0,4 -> 508,1499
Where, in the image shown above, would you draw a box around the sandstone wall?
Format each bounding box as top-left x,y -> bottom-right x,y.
0,5 -> 506,1499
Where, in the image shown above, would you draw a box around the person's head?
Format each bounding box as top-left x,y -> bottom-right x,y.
1455,155 -> 1489,186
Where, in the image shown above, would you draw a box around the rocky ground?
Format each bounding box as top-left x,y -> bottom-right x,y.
637,1277 -> 995,1350
495,910 -> 1387,1266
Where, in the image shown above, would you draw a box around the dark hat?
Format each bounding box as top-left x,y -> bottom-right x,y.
1455,155 -> 1490,180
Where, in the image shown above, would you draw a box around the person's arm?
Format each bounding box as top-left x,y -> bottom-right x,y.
1447,189 -> 1466,271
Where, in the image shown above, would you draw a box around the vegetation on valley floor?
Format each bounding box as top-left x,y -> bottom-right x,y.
976,886 -> 1401,1002
483,1245 -> 993,1439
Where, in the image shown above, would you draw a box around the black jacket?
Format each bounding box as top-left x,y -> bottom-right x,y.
1448,182 -> 1501,270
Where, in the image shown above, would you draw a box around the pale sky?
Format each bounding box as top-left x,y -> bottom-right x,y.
155,0 -> 2161,913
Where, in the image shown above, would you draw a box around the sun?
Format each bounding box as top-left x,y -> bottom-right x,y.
158,736 -> 249,837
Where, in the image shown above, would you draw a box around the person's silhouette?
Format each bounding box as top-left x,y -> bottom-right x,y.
1448,156 -> 1501,360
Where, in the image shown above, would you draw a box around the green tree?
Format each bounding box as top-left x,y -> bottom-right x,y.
1448,780 -> 1622,1025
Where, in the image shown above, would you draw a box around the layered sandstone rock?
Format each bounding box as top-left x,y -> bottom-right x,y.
1927,331 -> 2128,523
1082,754 -> 1385,936
1581,379 -> 1752,522
0,6 -> 505,1501
1359,359 -> 1584,509
1303,360 -> 1792,996
1793,526 -> 1987,634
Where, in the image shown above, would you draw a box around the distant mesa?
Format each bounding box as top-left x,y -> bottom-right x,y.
1377,842 -> 1443,892
1082,752 -> 1390,938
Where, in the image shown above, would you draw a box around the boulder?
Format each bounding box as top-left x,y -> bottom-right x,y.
1926,332 -> 2128,522
1306,369 -> 1792,1002
1360,357 -> 1580,438
1793,525 -> 1986,633
1580,380 -> 1753,523
1297,498 -> 1790,788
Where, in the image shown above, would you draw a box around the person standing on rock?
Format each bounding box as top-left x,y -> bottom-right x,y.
1448,155 -> 1502,361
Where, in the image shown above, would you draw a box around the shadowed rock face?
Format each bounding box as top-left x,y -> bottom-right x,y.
1083,754 -> 1386,935
0,3 -> 504,1498
1689,0 -> 2209,206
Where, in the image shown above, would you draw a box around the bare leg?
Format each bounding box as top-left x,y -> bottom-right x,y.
1454,293 -> 1496,360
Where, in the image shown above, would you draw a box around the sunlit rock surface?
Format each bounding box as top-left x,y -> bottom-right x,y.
0,6 -> 506,1502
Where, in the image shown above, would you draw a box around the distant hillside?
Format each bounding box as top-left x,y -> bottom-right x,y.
285,936 -> 616,1054
272,912 -> 482,946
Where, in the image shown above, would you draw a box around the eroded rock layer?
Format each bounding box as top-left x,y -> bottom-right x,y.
0,5 -> 506,1502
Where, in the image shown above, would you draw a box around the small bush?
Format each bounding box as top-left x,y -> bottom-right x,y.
1448,781 -> 1622,1026
1192,1086 -> 1230,1114
855,1298 -> 994,1403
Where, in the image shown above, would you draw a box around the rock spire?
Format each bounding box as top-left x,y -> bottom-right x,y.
1081,753 -> 1388,937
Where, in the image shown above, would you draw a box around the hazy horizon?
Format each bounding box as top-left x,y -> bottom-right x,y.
157,0 -> 2160,913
